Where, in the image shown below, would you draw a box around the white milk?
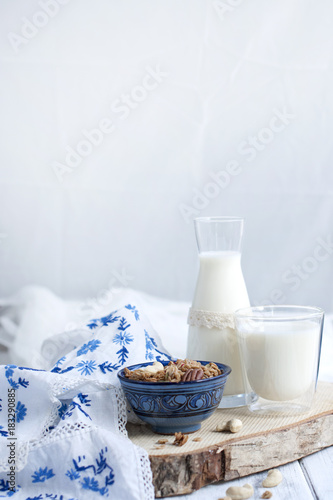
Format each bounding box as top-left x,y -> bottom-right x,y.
243,321 -> 319,401
186,251 -> 250,396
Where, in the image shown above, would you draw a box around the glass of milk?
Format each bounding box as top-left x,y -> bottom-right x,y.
235,305 -> 324,413
186,216 -> 256,408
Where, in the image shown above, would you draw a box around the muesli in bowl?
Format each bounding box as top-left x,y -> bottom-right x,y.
124,358 -> 222,382
118,359 -> 231,434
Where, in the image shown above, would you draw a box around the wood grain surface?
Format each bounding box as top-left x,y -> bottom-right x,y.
127,382 -> 333,498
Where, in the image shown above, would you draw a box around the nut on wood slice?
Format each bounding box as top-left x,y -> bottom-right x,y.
127,382 -> 333,498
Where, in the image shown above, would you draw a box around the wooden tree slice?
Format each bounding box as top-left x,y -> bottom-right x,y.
127,381 -> 333,497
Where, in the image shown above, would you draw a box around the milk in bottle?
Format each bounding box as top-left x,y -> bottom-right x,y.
186,217 -> 254,407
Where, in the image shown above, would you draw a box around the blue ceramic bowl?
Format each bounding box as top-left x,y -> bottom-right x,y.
117,360 -> 231,434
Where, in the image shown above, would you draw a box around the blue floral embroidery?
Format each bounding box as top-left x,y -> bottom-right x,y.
25,495 -> 77,500
18,366 -> 43,372
45,495 -> 73,499
113,331 -> 133,346
87,320 -> 99,329
65,448 -> 114,496
5,365 -> 16,379
100,312 -> 120,327
86,310 -> 121,330
53,356 -> 66,368
144,329 -> 172,362
57,402 -> 69,419
0,398 -> 2,412
81,477 -> 99,491
98,362 -> 120,374
15,401 -> 27,423
76,360 -> 97,376
112,318 -> 133,365
65,468 -> 80,480
0,425 -> 8,437
51,365 -> 75,375
0,479 -> 8,493
125,304 -> 140,320
78,393 -> 90,405
4,365 -> 19,389
0,479 -> 20,497
77,339 -> 101,356
62,394 -> 91,421
26,496 -> 71,500
4,365 -> 30,390
144,329 -> 156,360
6,379 -> 19,390
18,377 -> 29,388
116,346 -> 129,365
31,467 -> 55,483
117,317 -> 130,333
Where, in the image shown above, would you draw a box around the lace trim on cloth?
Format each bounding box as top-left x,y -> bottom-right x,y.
135,447 -> 154,500
114,386 -> 128,437
0,440 -> 29,473
30,421 -> 95,451
187,308 -> 235,330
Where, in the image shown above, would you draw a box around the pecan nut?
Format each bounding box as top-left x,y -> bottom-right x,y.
181,368 -> 204,382
173,432 -> 188,446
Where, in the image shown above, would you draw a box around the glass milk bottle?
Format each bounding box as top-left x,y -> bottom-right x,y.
186,216 -> 255,407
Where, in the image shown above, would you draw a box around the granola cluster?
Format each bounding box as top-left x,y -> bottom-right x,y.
124,358 -> 222,382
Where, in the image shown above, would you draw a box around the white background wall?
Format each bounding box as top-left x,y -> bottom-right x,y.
0,0 -> 333,311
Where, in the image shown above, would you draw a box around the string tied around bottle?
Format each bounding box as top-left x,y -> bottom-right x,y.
187,308 -> 235,330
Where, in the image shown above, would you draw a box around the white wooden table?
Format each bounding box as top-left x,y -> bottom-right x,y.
169,446 -> 333,500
